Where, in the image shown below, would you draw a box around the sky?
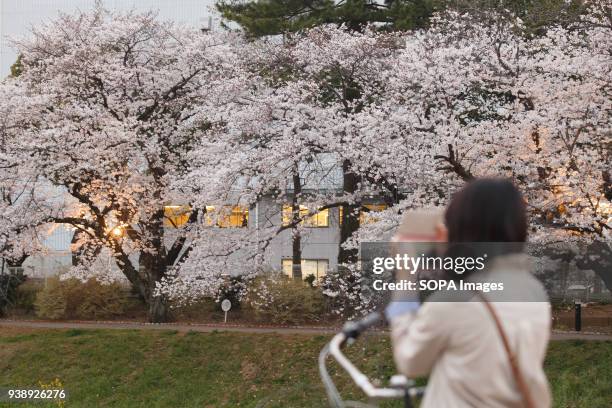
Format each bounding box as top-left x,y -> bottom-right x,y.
0,0 -> 218,77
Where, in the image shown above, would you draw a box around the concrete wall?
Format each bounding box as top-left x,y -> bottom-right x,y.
255,196 -> 341,274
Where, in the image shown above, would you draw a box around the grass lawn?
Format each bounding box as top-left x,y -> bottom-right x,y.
0,328 -> 610,407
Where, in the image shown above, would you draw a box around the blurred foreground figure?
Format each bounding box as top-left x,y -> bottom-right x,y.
390,179 -> 551,408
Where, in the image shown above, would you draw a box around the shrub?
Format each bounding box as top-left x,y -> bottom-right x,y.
13,279 -> 43,315
170,297 -> 219,320
34,277 -> 66,319
214,275 -> 250,310
320,266 -> 385,319
0,269 -> 27,317
304,274 -> 316,288
246,274 -> 326,325
35,276 -> 129,320
167,276 -> 251,322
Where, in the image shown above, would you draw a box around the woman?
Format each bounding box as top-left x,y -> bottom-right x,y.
390,179 -> 551,408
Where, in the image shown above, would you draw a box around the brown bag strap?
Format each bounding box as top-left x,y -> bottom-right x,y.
477,292 -> 537,408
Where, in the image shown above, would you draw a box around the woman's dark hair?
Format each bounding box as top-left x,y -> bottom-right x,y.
445,178 -> 527,243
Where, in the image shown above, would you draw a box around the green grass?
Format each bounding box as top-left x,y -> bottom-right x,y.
0,329 -> 610,407
544,340 -> 612,408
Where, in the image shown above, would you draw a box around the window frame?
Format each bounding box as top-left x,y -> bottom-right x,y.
163,205 -> 192,228
338,203 -> 388,225
281,204 -> 329,228
205,205 -> 249,228
281,258 -> 329,280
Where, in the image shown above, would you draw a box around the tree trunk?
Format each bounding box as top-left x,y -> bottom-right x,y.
148,292 -> 169,323
291,169 -> 302,280
111,239 -> 170,323
138,253 -> 171,323
291,230 -> 302,280
139,207 -> 171,323
339,159 -> 360,266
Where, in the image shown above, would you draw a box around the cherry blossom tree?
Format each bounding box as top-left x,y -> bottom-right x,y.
0,6 -> 244,322
0,82 -> 49,267
359,4 -> 611,291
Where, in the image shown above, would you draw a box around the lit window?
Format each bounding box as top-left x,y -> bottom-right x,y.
164,205 -> 191,228
282,259 -> 328,280
339,203 -> 388,225
205,206 -> 249,228
282,205 -> 329,227
360,203 -> 388,224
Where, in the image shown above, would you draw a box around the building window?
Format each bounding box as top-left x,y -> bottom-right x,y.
360,203 -> 388,224
205,206 -> 249,228
339,203 -> 388,225
164,205 -> 191,228
7,266 -> 24,274
282,205 -> 329,228
282,259 -> 328,280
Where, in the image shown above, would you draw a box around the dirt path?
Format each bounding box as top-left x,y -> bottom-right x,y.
2,319 -> 612,340
0,319 -> 338,335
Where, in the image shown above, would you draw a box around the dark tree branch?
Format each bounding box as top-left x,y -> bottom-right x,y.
434,144 -> 475,181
